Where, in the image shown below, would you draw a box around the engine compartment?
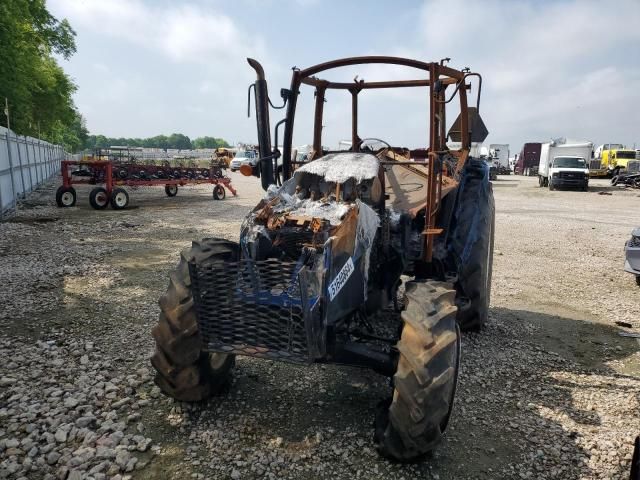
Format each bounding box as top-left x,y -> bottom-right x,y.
241,153 -> 383,265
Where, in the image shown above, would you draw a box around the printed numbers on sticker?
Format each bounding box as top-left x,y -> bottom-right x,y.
328,257 -> 355,301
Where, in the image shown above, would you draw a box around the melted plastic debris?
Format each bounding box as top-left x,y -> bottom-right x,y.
355,200 -> 380,277
266,183 -> 279,199
387,207 -> 401,229
244,224 -> 269,243
273,198 -> 349,226
296,153 -> 379,184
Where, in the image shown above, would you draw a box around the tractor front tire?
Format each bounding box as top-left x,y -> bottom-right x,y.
449,160 -> 495,331
375,280 -> 460,462
151,238 -> 238,402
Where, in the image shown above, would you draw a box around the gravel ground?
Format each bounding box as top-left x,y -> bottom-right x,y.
1,173 -> 639,480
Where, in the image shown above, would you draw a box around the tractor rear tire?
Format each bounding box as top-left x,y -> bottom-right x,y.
375,280 -> 460,462
151,238 -> 238,402
449,160 -> 495,331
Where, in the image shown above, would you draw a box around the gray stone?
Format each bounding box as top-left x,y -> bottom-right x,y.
46,451 -> 61,465
75,416 -> 96,428
64,397 -> 79,408
115,449 -> 131,468
5,438 -> 20,448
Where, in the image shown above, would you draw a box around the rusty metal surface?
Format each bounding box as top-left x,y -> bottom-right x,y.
270,55 -> 483,263
298,56 -> 466,79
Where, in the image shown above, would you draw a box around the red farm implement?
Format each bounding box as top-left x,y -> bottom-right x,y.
55,148 -> 237,210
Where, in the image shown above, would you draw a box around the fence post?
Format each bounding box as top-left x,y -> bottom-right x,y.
32,140 -> 40,186
50,144 -> 54,177
37,140 -> 44,185
45,143 -> 50,179
5,129 -> 18,214
15,135 -> 26,199
24,138 -> 33,193
0,134 -> 4,220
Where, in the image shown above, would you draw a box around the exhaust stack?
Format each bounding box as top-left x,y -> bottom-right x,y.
247,58 -> 274,190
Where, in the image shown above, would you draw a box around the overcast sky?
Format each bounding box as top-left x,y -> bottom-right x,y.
49,0 -> 640,154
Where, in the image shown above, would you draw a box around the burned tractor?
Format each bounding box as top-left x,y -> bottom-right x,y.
151,56 -> 494,461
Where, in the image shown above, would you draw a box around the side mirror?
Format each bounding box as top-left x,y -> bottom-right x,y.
447,107 -> 489,144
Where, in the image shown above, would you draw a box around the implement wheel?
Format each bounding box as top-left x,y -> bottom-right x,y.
165,184 -> 178,197
89,187 -> 109,210
151,238 -> 238,402
375,280 -> 460,461
110,188 -> 129,210
213,184 -> 226,200
55,186 -> 76,208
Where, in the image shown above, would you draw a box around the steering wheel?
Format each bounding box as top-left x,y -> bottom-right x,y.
357,137 -> 392,152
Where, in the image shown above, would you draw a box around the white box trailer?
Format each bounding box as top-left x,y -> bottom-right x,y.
489,144 -> 509,168
538,140 -> 593,188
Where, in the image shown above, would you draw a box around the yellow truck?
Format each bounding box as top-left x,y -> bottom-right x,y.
213,148 -> 234,168
590,144 -> 637,177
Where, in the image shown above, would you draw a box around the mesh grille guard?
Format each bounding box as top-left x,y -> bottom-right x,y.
189,258 -> 318,363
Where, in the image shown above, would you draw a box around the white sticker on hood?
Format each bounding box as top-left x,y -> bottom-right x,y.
328,257 -> 355,301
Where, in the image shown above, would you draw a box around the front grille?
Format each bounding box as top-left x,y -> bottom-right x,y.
189,258 -> 310,362
559,171 -> 585,179
629,236 -> 640,248
271,228 -> 317,260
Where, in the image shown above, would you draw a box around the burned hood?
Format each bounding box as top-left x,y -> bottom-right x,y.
295,152 -> 379,183
263,152 -> 380,226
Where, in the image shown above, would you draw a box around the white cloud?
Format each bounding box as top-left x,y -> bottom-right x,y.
50,0 -> 264,65
412,0 -> 640,149
49,0 -> 281,141
49,0 -> 640,150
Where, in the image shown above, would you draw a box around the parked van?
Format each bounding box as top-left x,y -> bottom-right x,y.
538,140 -> 592,191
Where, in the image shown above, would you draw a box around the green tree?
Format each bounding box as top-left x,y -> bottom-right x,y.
168,133 -> 191,150
82,133 -> 231,151
0,0 -> 82,151
192,136 -> 230,149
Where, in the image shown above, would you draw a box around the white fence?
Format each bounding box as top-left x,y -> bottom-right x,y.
0,126 -> 66,219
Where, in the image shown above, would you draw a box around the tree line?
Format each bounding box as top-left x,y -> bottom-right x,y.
84,134 -> 230,151
0,0 -> 88,152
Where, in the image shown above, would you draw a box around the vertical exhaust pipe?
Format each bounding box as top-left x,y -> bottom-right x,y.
247,58 -> 274,190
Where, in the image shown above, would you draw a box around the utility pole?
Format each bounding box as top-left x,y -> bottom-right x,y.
4,97 -> 10,130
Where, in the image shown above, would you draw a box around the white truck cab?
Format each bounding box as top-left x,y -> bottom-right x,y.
538,140 -> 592,191
547,156 -> 589,191
229,149 -> 258,172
